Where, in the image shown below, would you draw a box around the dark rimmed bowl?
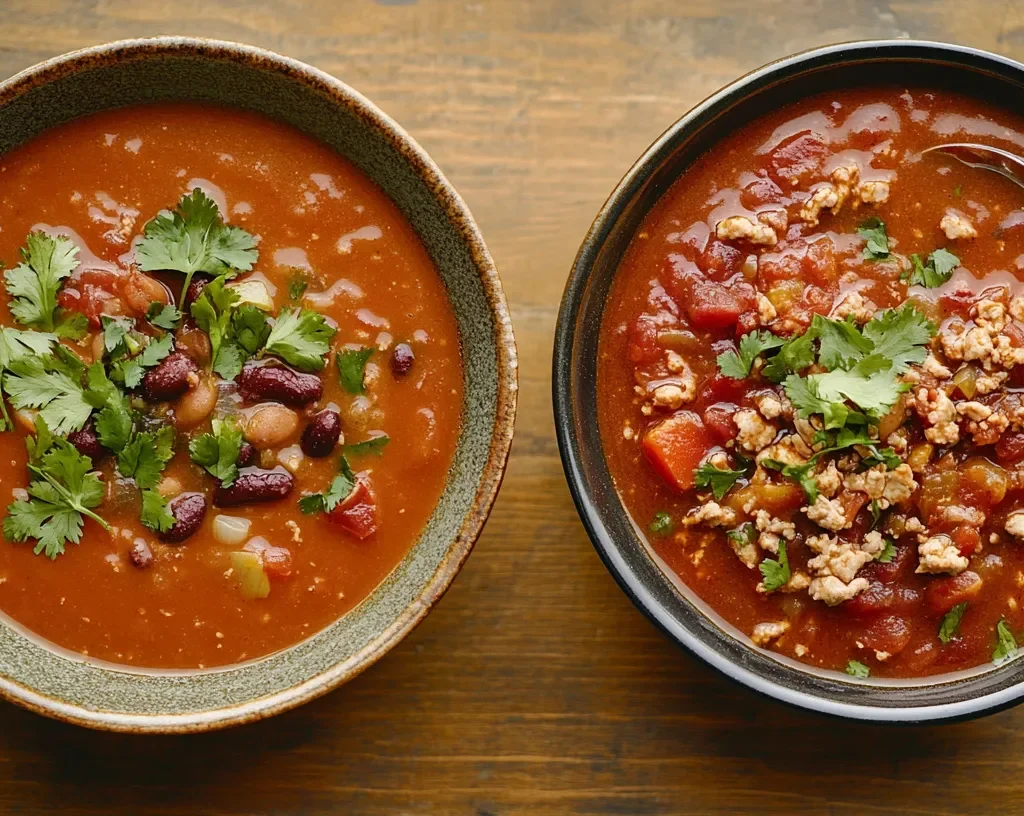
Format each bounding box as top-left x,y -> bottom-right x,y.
0,37 -> 517,732
554,40 -> 1024,722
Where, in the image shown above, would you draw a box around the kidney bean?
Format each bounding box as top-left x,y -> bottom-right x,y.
391,343 -> 415,376
129,538 -> 154,569
185,274 -> 212,308
301,409 -> 342,457
159,492 -> 208,543
213,467 -> 294,507
68,422 -> 104,462
142,352 -> 199,402
238,363 -> 322,406
237,442 -> 257,467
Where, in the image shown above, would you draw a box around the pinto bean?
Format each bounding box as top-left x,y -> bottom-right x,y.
122,271 -> 171,316
175,323 -> 212,367
213,467 -> 294,507
159,492 -> 208,543
244,404 -> 299,448
301,409 -> 342,457
174,375 -> 218,429
68,422 -> 104,461
391,343 -> 415,376
142,352 -> 199,402
238,363 -> 322,406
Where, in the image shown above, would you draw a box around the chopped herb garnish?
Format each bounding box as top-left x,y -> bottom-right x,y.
136,189 -> 259,308
287,273 -> 308,302
939,602 -> 968,644
877,539 -> 896,563
761,331 -> 816,383
905,248 -> 960,289
4,350 -> 94,436
262,308 -> 335,372
146,302 -> 183,330
649,511 -> 673,536
0,327 -> 57,431
857,216 -> 891,261
191,276 -> 244,379
717,330 -> 786,380
3,420 -> 109,559
188,418 -> 244,487
846,660 -> 870,678
953,184 -> 963,198
726,522 -> 756,548
761,458 -> 819,504
3,232 -> 79,333
693,461 -> 747,500
298,455 -> 356,515
117,426 -> 175,491
345,434 -> 390,457
337,347 -> 374,394
993,619 -> 1018,664
759,541 -> 790,592
140,489 -> 175,533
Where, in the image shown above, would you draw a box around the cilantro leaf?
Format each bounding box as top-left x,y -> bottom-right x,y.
337,347 -> 374,394
4,354 -> 92,436
761,458 -> 819,504
139,333 -> 174,368
3,435 -> 109,558
140,488 -> 176,533
938,602 -> 968,644
55,311 -> 88,340
299,455 -> 356,515
190,275 -> 241,373
877,539 -> 897,563
117,426 -> 175,490
345,435 -> 390,457
761,330 -> 817,383
85,362 -> 134,452
812,314 -> 874,371
857,217 -> 890,261
232,305 -> 271,355
693,461 -> 747,500
4,232 -> 80,332
0,327 -> 58,431
649,511 -> 673,535
263,308 -> 335,372
759,541 -> 790,592
188,418 -> 243,487
727,522 -> 756,547
993,619 -> 1018,665
288,272 -> 308,302
906,248 -> 960,288
861,304 -> 936,375
846,660 -> 870,678
718,331 -> 786,380
136,189 -> 259,308
147,302 -> 182,330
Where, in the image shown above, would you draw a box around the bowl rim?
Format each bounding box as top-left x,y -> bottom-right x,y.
0,36 -> 518,733
553,38 -> 1024,723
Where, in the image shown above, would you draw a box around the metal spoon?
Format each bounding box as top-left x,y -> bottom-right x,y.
922,142 -> 1024,190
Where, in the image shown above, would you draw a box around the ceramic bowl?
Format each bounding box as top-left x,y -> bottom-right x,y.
0,37 -> 517,732
554,40 -> 1024,722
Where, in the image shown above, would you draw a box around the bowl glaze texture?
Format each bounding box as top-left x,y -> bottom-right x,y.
0,37 -> 517,732
554,40 -> 1024,722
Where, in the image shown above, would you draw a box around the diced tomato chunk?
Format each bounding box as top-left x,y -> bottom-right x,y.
262,546 -> 294,579
698,372 -> 749,406
860,542 -> 914,585
684,278 -> 743,330
765,130 -> 828,185
803,238 -> 840,286
627,315 -> 662,364
741,175 -> 783,208
328,480 -> 379,539
703,403 -> 738,444
699,240 -> 744,282
843,581 -> 895,619
641,411 -> 711,491
951,526 -> 982,557
938,287 -> 977,319
665,223 -> 710,260
924,570 -> 983,615
859,615 -> 912,656
996,430 -> 1024,464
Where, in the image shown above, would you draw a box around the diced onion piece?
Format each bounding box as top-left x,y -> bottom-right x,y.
227,280 -> 275,312
230,551 -> 270,600
950,364 -> 978,399
213,515 -> 252,546
277,445 -> 304,474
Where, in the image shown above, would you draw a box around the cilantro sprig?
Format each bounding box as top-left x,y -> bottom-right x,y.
759,541 -> 790,592
136,189 -> 259,308
3,233 -> 81,333
189,418 -> 244,487
3,418 -> 109,558
857,217 -> 891,261
993,619 -> 1018,665
938,602 -> 967,644
846,660 -> 870,678
345,434 -> 390,457
649,511 -> 673,536
693,461 -> 748,500
337,347 -> 374,394
905,248 -> 960,289
263,308 -> 336,372
299,455 -> 357,515
718,331 -> 786,380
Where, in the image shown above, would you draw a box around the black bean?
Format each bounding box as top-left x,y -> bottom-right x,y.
391,343 -> 415,376
160,492 -> 208,543
213,467 -> 294,507
142,352 -> 199,402
301,409 -> 342,458
237,363 -> 322,406
68,422 -> 104,462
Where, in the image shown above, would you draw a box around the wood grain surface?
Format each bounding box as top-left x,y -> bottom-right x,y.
2,1 -> 1024,813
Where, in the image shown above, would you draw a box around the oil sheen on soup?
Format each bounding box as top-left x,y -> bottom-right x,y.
0,103 -> 463,669
599,87 -> 1024,678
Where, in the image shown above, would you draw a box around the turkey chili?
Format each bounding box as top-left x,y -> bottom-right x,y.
0,104 -> 463,668
598,87 -> 1024,678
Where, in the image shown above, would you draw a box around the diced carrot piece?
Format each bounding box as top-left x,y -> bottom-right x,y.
641,411 -> 711,491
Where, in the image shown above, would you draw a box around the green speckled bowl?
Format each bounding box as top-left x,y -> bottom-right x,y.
0,37 -> 517,732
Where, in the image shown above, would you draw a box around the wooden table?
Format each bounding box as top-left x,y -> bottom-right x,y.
1,1 -> 1023,813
